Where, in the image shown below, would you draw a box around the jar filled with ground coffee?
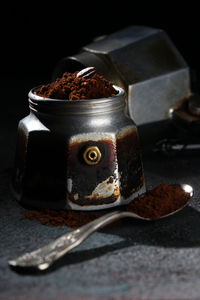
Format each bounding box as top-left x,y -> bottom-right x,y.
12,69 -> 145,210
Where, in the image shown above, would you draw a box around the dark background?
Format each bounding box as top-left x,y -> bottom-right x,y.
2,3 -> 200,85
1,1 -> 200,143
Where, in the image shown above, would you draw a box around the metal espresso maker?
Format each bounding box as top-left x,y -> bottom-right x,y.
53,25 -> 200,155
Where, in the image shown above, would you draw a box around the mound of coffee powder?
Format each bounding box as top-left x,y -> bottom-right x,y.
35,67 -> 118,100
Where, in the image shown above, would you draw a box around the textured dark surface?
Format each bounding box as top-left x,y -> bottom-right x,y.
1,78 -> 200,300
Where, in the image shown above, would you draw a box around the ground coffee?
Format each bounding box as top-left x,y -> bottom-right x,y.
24,209 -> 99,229
23,184 -> 190,228
125,183 -> 190,219
35,67 -> 117,100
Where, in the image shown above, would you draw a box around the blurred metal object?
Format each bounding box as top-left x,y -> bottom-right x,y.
154,94 -> 200,155
153,137 -> 200,156
188,94 -> 200,116
169,94 -> 200,136
53,26 -> 191,126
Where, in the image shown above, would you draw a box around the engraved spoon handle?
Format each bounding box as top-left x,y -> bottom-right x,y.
9,210 -> 139,271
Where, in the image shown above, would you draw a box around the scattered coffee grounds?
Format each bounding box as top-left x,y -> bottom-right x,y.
35,67 -> 118,100
23,184 -> 190,227
24,209 -> 99,229
126,183 -> 190,219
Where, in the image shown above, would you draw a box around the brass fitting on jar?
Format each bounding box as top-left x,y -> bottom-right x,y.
83,146 -> 102,165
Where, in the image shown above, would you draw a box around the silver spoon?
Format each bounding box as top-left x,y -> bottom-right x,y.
8,184 -> 193,271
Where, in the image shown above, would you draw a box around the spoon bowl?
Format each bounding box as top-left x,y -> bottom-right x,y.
138,183 -> 193,221
157,183 -> 193,219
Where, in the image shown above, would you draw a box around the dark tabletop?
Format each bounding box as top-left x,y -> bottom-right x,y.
1,78 -> 200,300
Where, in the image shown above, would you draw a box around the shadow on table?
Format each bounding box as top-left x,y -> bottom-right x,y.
102,205 -> 200,248
142,149 -> 200,184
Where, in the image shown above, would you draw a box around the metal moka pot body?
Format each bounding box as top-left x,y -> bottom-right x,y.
53,26 -> 191,126
12,86 -> 145,210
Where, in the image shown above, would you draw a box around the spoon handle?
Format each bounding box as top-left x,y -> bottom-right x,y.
9,210 -> 134,271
